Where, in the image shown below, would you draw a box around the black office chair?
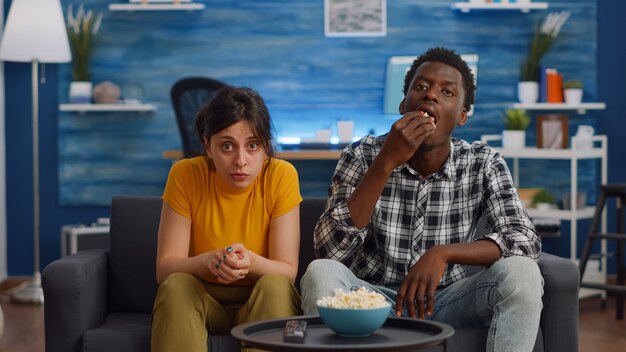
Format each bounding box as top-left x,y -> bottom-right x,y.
170,77 -> 228,158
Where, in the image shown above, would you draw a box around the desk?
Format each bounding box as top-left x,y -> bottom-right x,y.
162,149 -> 342,161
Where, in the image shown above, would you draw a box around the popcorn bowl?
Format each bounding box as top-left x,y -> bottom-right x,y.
316,304 -> 392,337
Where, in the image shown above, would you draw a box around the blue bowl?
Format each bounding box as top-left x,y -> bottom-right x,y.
317,304 -> 392,337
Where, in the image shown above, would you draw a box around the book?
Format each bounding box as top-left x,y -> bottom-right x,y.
539,66 -> 548,102
546,69 -> 564,103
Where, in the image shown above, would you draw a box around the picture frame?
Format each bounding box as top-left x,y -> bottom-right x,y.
325,0 -> 386,37
537,114 -> 569,149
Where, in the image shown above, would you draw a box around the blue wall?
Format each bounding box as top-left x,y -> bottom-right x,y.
4,0 -> 618,275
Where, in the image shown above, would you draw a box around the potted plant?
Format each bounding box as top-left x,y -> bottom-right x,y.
563,79 -> 583,104
502,109 -> 531,148
66,4 -> 103,104
518,11 -> 570,103
531,188 -> 556,210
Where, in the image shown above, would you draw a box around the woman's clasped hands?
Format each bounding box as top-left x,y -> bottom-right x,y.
209,243 -> 251,284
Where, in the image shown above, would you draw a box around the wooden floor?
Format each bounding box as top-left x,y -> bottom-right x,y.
0,278 -> 625,352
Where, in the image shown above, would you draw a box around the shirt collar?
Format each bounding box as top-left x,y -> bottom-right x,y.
395,139 -> 458,182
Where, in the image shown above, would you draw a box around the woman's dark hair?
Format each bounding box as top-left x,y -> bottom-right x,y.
402,47 -> 476,114
195,86 -> 274,158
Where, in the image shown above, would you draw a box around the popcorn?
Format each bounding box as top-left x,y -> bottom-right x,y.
317,287 -> 389,309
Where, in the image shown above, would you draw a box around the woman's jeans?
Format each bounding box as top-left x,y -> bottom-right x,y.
300,256 -> 544,352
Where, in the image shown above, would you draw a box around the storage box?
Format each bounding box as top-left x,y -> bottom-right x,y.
61,224 -> 110,256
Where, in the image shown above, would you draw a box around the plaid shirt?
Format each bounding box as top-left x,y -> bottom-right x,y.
314,135 -> 541,288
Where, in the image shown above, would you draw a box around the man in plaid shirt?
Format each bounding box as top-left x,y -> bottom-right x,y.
301,47 -> 543,351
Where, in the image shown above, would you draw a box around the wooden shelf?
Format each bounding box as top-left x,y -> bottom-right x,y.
109,3 -> 205,11
59,103 -> 157,113
451,2 -> 548,13
512,102 -> 606,114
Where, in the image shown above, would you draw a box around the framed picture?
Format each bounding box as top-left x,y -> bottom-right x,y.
537,114 -> 569,149
325,0 -> 386,37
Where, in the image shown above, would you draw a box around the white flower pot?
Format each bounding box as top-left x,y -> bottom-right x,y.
564,88 -> 583,104
517,81 -> 539,103
536,203 -> 552,211
502,130 -> 526,149
69,81 -> 93,104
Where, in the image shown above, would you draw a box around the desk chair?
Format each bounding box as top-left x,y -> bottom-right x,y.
170,77 -> 228,158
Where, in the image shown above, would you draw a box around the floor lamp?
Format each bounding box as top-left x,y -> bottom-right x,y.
0,0 -> 71,304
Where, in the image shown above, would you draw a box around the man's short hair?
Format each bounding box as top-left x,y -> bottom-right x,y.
402,47 -> 476,114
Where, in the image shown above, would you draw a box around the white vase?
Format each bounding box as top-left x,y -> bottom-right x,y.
564,88 -> 583,104
517,81 -> 539,103
502,130 -> 526,149
69,81 -> 93,104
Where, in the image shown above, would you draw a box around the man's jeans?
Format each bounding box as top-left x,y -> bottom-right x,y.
300,256 -> 544,352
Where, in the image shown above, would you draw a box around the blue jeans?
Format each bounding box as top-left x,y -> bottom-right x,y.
300,256 -> 544,352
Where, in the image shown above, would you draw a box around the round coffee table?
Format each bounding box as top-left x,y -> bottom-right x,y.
231,315 -> 454,351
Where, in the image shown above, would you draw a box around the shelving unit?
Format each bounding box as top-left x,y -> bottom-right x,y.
108,3 -> 205,11
451,2 -> 548,13
482,134 -> 608,299
513,102 -> 607,114
59,103 -> 157,113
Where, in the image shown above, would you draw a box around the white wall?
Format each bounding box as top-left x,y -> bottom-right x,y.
0,0 -> 7,281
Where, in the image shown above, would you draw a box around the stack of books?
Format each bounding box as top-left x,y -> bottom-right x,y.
539,67 -> 564,103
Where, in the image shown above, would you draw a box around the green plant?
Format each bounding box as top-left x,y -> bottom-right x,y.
66,4 -> 103,82
502,109 -> 531,130
532,188 -> 556,205
563,80 -> 583,89
520,11 -> 570,82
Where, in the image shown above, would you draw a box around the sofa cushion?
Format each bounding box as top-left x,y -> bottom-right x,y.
83,313 -> 241,352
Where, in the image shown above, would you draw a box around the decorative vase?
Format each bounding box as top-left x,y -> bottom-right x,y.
93,81 -> 122,104
564,88 -> 583,104
517,81 -> 539,103
69,81 -> 93,104
502,130 -> 526,149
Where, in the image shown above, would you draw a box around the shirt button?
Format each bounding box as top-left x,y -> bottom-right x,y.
413,245 -> 419,251
420,180 -> 427,185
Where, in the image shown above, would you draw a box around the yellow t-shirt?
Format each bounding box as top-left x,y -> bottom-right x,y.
162,156 -> 302,283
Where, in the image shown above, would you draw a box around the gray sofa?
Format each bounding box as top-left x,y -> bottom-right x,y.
42,196 -> 579,352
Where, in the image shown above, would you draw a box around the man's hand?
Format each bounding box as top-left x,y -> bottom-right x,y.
378,111 -> 435,170
394,246 -> 447,319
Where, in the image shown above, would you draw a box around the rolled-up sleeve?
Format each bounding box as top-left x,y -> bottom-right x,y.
314,145 -> 370,263
480,155 -> 541,260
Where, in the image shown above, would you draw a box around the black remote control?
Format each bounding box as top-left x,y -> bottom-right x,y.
283,320 -> 307,343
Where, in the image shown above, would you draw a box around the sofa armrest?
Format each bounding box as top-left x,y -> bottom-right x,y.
537,252 -> 579,352
42,249 -> 109,352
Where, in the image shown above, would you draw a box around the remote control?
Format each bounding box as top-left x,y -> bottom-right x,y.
283,320 -> 307,343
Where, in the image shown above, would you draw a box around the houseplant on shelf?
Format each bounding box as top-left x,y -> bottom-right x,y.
518,11 -> 570,103
563,79 -> 583,104
66,4 -> 103,104
531,188 -> 556,210
502,108 -> 531,149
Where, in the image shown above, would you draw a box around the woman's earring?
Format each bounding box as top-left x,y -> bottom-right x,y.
264,155 -> 268,161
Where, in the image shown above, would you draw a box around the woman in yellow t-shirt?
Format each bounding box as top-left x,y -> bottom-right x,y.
151,86 -> 302,351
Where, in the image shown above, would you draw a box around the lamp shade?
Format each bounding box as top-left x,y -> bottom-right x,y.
0,0 -> 71,63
